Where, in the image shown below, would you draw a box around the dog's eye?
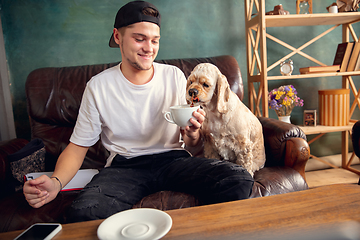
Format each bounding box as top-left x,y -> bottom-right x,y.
203,83 -> 209,88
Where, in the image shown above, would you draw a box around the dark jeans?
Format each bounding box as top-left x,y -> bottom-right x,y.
67,150 -> 254,222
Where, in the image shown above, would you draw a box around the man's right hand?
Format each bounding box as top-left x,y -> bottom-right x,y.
23,142 -> 89,208
23,174 -> 60,208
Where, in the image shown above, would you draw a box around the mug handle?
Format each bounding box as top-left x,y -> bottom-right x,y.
164,112 -> 176,124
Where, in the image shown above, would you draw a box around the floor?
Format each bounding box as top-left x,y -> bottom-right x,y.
305,153 -> 360,188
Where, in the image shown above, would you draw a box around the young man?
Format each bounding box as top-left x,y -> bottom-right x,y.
23,1 -> 254,222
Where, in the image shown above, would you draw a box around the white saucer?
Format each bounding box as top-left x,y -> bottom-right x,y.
97,208 -> 172,240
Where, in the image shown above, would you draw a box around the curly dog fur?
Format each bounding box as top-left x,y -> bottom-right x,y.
186,63 -> 265,176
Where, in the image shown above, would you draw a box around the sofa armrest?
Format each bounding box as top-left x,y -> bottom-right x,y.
284,138 -> 310,180
0,138 -> 29,197
258,117 -> 310,180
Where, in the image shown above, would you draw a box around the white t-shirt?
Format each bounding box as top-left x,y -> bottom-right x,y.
70,62 -> 187,167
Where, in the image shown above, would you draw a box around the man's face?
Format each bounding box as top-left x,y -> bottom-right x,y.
114,22 -> 160,72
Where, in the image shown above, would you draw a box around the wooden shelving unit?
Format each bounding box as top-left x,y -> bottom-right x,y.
244,0 -> 360,175
299,124 -> 357,172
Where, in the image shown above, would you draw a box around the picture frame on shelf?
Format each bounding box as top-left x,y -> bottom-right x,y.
304,110 -> 317,126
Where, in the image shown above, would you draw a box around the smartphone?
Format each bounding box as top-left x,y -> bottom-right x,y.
14,223 -> 62,240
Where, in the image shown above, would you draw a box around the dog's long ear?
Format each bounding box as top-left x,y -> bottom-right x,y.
216,73 -> 231,113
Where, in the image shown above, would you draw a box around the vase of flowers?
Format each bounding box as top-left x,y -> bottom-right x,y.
268,85 -> 304,123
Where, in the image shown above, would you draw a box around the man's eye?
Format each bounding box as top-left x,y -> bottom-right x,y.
203,83 -> 209,88
135,38 -> 144,42
152,40 -> 159,44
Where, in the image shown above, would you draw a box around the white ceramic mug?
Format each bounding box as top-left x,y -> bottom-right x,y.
329,5 -> 338,13
164,104 -> 200,127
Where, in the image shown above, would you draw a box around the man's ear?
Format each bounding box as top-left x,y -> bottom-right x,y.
113,28 -> 121,46
216,73 -> 230,114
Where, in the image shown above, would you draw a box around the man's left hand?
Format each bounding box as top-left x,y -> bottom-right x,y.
181,108 -> 205,146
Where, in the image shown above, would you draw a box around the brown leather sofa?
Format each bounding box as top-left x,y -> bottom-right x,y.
351,120 -> 360,185
0,55 -> 310,232
352,120 -> 360,159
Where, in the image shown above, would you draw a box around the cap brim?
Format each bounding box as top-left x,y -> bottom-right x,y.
109,34 -> 119,48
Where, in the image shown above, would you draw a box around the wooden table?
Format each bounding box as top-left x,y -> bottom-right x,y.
2,184 -> 360,239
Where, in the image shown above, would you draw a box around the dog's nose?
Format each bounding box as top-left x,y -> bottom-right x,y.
189,89 -> 198,97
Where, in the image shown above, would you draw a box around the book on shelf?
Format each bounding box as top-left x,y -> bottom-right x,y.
299,65 -> 340,74
333,41 -> 354,72
347,41 -> 360,71
354,53 -> 360,71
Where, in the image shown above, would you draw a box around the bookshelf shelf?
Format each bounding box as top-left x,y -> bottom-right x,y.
263,12 -> 360,28
299,123 -> 354,135
248,70 -> 360,82
244,0 -> 360,175
247,12 -> 360,29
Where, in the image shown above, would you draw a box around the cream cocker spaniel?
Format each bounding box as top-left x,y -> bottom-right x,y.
186,63 -> 266,176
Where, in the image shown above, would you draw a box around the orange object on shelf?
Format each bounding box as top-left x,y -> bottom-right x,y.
318,89 -> 350,126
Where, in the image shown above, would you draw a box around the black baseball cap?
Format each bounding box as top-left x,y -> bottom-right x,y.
109,1 -> 161,48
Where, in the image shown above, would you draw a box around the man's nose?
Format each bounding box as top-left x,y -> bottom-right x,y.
189,89 -> 198,97
143,40 -> 153,52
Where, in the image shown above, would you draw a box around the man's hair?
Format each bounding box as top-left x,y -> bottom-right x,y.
119,7 -> 159,36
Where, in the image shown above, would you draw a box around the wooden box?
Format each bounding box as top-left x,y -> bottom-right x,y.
318,89 -> 350,126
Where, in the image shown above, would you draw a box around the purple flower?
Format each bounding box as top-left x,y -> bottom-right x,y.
268,85 -> 304,113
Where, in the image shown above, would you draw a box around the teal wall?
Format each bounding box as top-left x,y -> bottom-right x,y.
1,0 -> 359,157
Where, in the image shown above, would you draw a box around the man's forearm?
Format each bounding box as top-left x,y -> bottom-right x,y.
51,142 -> 89,189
